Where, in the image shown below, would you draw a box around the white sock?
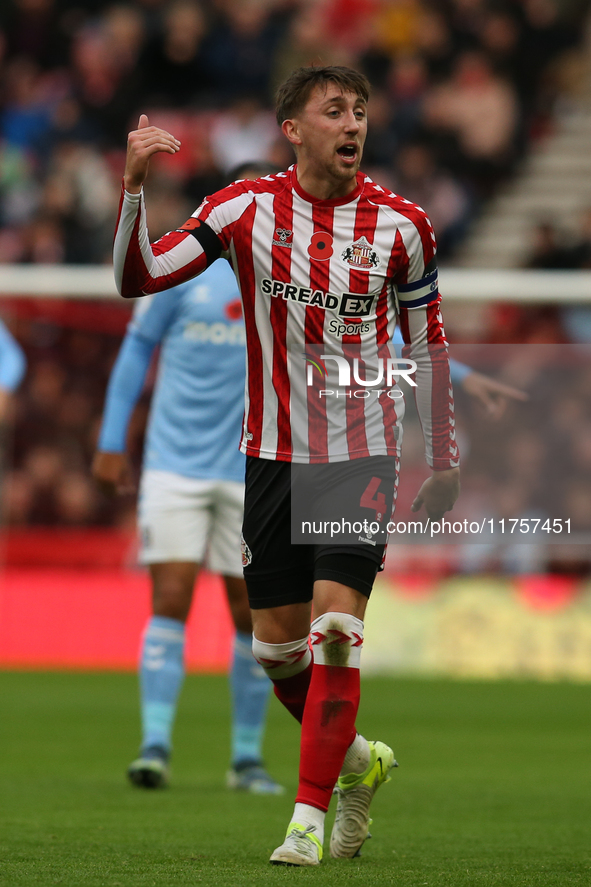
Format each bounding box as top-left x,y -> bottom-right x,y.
340,732 -> 370,776
292,803 -> 325,844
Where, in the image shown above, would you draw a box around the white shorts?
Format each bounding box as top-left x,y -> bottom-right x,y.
138,470 -> 245,577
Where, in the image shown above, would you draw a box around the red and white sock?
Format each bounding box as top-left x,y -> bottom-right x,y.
252,635 -> 312,723
296,612 -> 364,812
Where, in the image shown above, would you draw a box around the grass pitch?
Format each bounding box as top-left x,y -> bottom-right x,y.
0,672 -> 589,886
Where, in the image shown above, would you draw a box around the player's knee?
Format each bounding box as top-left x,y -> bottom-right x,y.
309,611 -> 364,668
152,578 -> 194,621
252,635 -> 311,680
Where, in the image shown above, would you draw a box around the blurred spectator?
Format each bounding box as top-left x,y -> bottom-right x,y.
373,0 -> 422,58
202,0 -> 284,102
423,50 -> 519,196
390,142 -> 471,258
70,6 -> 144,145
36,140 -> 118,262
271,3 -> 332,91
526,220 -> 579,270
526,212 -> 591,345
567,207 -> 591,270
3,317 -> 137,527
320,0 -> 380,58
414,7 -> 455,82
2,0 -> 67,71
0,139 -> 39,230
209,96 -> 277,172
54,470 -> 101,525
361,88 -> 399,168
1,56 -> 54,152
139,0 -> 212,108
388,53 -> 429,145
3,468 -> 34,524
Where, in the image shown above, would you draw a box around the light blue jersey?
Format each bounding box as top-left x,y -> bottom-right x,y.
98,260 -> 246,482
98,261 -> 469,481
0,319 -> 26,392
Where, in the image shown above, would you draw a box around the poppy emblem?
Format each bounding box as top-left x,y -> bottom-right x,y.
224,298 -> 242,321
308,231 -> 333,261
177,218 -> 201,232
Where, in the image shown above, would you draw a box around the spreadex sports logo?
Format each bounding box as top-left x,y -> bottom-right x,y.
328,319 -> 371,337
261,278 -> 375,317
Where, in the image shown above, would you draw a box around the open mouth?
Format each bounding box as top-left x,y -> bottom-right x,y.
337,144 -> 357,162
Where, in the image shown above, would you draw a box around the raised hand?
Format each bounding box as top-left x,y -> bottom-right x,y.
123,114 -> 181,193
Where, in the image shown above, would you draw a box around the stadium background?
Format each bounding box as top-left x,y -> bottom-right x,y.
1,0 -> 591,677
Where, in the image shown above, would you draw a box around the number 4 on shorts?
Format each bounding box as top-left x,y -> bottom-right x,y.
360,477 -> 386,521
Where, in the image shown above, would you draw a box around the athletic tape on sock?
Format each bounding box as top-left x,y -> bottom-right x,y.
252,635 -> 311,680
309,612 -> 364,668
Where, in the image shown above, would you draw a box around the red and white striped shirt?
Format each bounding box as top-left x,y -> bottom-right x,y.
114,167 -> 459,469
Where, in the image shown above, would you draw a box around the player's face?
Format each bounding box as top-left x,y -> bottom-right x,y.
286,85 -> 367,194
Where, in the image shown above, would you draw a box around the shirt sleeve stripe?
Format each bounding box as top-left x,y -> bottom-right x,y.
397,289 -> 439,308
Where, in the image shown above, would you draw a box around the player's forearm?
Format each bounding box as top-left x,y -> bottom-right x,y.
98,332 -> 154,452
413,346 -> 459,470
400,303 -> 459,470
113,186 -> 209,298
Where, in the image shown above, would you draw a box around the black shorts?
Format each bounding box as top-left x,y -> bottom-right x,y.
241,456 -> 398,610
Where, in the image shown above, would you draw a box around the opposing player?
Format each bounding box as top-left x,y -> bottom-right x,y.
0,319 -> 26,424
0,318 -> 26,480
113,66 -> 460,865
93,164 -> 283,795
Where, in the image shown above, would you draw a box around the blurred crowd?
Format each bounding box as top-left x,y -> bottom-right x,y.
0,0 -> 589,266
481,206 -> 591,345
2,307 -> 142,528
1,0 -> 591,562
448,348 -> 591,575
380,344 -> 591,577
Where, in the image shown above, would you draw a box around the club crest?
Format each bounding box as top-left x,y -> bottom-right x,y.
341,236 -> 381,270
241,533 -> 252,566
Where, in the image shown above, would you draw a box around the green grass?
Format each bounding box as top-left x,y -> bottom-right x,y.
0,672 -> 589,886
